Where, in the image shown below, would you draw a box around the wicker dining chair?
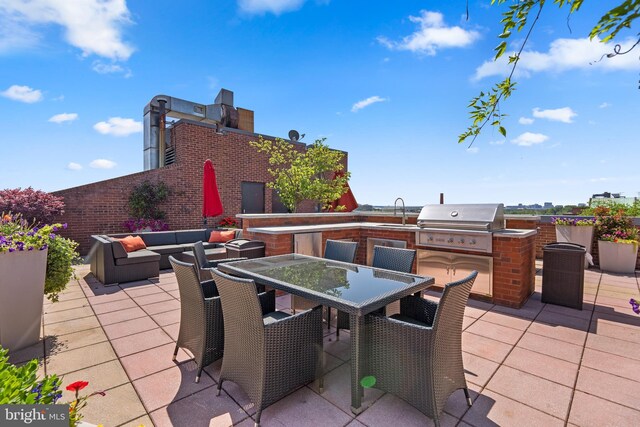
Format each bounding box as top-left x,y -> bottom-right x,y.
336,245 -> 416,338
211,268 -> 324,427
169,256 -> 224,383
364,271 -> 478,427
192,240 -> 247,281
322,239 -> 358,329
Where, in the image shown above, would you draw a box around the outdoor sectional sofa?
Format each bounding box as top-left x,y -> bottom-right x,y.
89,228 -> 242,285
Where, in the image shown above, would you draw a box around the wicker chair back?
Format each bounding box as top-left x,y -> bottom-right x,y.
372,245 -> 416,273
324,239 -> 358,263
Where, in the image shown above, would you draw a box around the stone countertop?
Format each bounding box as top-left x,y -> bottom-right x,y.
247,222 -> 537,238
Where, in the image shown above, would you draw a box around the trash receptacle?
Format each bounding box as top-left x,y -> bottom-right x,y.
225,239 -> 265,259
542,242 -> 585,310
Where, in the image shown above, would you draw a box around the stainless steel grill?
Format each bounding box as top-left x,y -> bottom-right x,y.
415,203 -> 504,296
415,204 -> 504,253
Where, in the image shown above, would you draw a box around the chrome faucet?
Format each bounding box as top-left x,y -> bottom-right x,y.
394,197 -> 406,225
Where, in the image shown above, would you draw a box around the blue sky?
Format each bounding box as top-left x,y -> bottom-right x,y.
1,0 -> 638,206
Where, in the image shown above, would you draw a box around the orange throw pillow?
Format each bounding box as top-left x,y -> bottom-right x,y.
118,235 -> 147,252
209,230 -> 236,243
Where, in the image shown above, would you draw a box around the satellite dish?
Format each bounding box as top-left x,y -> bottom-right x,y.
288,129 -> 300,142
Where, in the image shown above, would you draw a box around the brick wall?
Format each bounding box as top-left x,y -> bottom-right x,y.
492,234 -> 536,308
52,121 -> 341,255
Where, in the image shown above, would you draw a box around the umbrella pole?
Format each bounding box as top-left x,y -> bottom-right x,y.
203,217 -> 207,226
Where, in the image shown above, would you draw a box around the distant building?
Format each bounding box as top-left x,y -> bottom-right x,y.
590,191 -> 637,207
543,202 -> 553,208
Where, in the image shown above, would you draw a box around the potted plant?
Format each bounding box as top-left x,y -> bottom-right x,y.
551,216 -> 596,268
0,213 -> 79,351
594,206 -> 639,274
218,216 -> 240,229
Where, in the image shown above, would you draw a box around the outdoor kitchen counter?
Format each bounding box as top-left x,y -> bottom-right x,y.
246,222 -> 419,234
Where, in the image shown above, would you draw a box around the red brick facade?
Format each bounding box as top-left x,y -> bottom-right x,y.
52,121 -> 340,254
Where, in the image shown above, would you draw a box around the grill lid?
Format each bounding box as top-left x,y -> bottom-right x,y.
417,203 -> 504,231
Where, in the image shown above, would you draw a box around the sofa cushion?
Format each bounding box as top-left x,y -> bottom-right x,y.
111,240 -> 128,259
146,244 -> 185,255
209,230 -> 236,243
175,229 -> 207,244
117,236 -> 147,252
140,231 -> 177,246
115,249 -> 161,266
178,242 -> 221,250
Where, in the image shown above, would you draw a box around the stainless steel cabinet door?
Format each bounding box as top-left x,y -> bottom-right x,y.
294,233 -> 322,257
451,254 -> 493,296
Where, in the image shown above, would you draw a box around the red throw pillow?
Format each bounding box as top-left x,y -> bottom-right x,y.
118,235 -> 147,252
209,230 -> 236,243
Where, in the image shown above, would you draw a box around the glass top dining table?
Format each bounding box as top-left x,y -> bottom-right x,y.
217,253 -> 435,414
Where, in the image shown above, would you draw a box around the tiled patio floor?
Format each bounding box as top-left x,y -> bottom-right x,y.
9,262 -> 640,426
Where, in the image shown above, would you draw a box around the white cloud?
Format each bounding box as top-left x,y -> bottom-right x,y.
0,0 -> 134,60
518,117 -> 534,125
599,102 -> 611,108
378,10 -> 480,55
511,132 -> 549,147
489,139 -> 505,145
93,117 -> 142,136
66,162 -> 82,170
1,85 -> 43,103
91,60 -> 131,77
48,113 -> 78,123
89,159 -> 116,169
351,96 -> 387,112
466,147 -> 480,154
238,0 -> 305,15
474,36 -> 639,80
532,107 -> 577,123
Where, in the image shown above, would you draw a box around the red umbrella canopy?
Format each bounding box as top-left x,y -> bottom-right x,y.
329,171 -> 358,212
202,159 -> 223,218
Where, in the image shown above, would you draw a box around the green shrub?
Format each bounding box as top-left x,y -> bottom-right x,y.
128,181 -> 170,219
46,232 -> 81,302
0,347 -> 62,405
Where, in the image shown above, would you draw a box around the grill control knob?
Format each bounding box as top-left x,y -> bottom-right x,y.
459,238 -> 465,244
427,236 -> 433,242
447,237 -> 454,243
470,239 -> 476,245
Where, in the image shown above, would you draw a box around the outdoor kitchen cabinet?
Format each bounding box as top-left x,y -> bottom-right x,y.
417,250 -> 492,296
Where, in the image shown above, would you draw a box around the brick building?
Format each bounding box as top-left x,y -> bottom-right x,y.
52,91 -> 348,255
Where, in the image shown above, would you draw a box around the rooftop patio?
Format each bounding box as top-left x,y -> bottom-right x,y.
9,262 -> 640,427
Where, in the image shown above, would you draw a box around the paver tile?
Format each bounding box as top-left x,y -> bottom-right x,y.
133,362 -> 215,412
141,299 -> 181,315
151,309 -> 181,327
581,347 -> 640,379
486,366 -> 572,419
542,303 -> 594,320
576,366 -> 640,409
102,316 -> 160,340
358,392 -> 458,427
44,316 -> 101,337
462,352 -> 500,388
123,284 -> 166,298
516,332 -> 583,364
527,321 -> 587,346
91,298 -> 138,314
58,360 -> 130,402
42,298 -> 89,313
43,306 -> 95,324
119,415 -> 154,427
120,342 -> 191,380
80,383 -> 147,427
162,322 -> 180,341
96,307 -> 149,326
323,334 -> 351,361
110,328 -> 173,357
480,310 -> 532,330
46,327 -> 108,354
443,383 -> 482,419
308,363 -> 383,415
503,347 -> 578,387
568,390 -> 640,427
258,386 -> 353,427
465,320 -> 524,345
86,290 -> 131,306
133,291 -> 174,306
47,341 -> 117,376
149,387 -> 249,427
462,389 -> 564,427
461,332 -> 512,363
586,333 -> 640,361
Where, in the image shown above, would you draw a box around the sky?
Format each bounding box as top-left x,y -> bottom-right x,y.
1,0 -> 639,207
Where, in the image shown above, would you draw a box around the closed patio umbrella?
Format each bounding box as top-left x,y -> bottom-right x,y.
329,171 -> 358,212
202,159 -> 223,225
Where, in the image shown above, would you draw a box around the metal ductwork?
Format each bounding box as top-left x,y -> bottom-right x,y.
143,88 -> 242,170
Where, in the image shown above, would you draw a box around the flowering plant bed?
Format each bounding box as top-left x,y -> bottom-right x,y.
122,218 -> 169,232
218,216 -> 239,228
551,217 -> 596,226
593,206 -> 638,244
